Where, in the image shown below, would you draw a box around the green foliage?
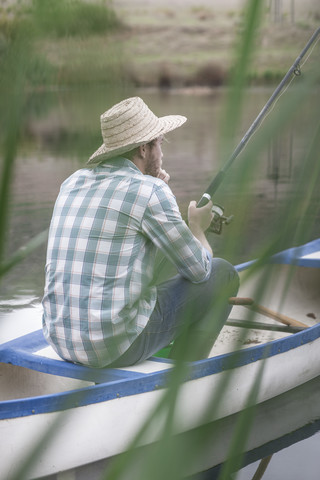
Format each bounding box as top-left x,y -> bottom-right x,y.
32,0 -> 120,37
0,10 -> 52,92
1,1 -> 320,479
247,68 -> 285,84
0,14 -> 32,268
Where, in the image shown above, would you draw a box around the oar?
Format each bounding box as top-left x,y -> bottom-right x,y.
251,455 -> 273,480
226,318 -> 305,333
229,297 -> 309,328
197,26 -> 320,207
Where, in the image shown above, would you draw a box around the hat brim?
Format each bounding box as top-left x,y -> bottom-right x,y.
87,114 -> 187,165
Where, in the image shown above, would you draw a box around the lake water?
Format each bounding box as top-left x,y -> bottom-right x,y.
1,86 -> 319,479
2,86 -> 320,293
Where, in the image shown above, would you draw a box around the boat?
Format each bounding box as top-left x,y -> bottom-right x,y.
1,238 -> 319,479
99,375 -> 320,480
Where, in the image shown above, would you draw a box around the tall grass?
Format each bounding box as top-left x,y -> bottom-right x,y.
1,0 -> 319,479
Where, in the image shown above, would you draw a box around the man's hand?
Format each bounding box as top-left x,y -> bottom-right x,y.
157,169 -> 170,184
188,200 -> 214,256
188,200 -> 214,233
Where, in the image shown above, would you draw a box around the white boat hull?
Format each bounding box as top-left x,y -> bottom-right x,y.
2,328 -> 320,479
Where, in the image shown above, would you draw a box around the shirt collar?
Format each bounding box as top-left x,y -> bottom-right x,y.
96,157 -> 142,175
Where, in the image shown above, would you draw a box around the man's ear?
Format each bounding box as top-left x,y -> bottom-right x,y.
138,144 -> 147,159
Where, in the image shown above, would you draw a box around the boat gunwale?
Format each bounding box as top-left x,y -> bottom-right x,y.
236,238 -> 320,271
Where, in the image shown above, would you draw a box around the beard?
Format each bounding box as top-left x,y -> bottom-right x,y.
144,156 -> 160,178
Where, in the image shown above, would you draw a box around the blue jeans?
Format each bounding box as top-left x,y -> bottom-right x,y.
110,258 -> 239,366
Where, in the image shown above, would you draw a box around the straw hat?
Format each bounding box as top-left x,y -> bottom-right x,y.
87,96 -> 187,164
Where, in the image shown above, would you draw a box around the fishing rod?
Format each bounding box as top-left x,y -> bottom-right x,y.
198,26 -> 320,233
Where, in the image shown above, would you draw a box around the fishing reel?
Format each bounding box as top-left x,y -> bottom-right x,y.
209,204 -> 234,234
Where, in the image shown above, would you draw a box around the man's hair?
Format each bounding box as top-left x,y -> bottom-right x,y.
124,138 -> 157,160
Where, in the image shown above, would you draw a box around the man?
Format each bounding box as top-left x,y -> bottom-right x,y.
42,96 -> 239,368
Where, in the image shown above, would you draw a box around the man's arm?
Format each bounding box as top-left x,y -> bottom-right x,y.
187,200 -> 213,256
157,168 -> 213,256
158,168 -> 213,256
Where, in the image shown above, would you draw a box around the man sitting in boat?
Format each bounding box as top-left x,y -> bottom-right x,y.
42,97 -> 239,368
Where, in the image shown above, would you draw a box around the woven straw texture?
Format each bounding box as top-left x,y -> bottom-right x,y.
88,97 -> 187,164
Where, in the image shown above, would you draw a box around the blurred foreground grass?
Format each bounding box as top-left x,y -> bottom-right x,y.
0,1 -> 320,479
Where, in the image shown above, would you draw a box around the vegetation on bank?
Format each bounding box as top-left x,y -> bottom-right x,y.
0,0 -> 319,89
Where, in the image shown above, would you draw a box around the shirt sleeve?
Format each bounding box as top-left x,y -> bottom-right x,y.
141,182 -> 212,284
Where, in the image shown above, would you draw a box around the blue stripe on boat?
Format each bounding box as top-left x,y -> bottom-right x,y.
236,238 -> 320,271
0,330 -> 147,383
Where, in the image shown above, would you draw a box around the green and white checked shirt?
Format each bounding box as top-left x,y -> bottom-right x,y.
42,158 -> 212,367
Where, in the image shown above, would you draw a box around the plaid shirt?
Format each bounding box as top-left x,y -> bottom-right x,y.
42,158 -> 212,367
